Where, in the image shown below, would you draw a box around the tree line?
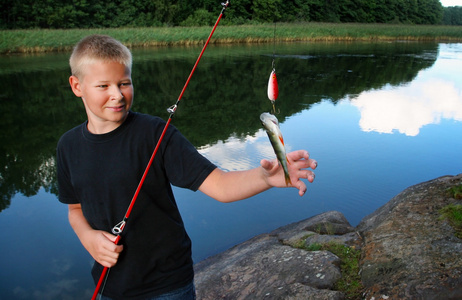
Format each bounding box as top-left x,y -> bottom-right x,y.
0,0 -> 460,30
442,6 -> 462,25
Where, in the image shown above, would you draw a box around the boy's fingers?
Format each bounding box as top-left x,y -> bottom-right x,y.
287,150 -> 309,161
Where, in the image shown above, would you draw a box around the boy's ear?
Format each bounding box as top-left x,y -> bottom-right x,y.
69,75 -> 83,97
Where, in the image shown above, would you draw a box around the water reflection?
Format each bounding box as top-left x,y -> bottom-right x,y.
0,41 -> 441,211
351,79 -> 462,136
349,44 -> 462,136
198,132 -> 265,171
197,128 -> 295,172
1,42 -> 462,300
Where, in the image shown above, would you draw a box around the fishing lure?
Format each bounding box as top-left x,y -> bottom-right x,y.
267,68 -> 279,113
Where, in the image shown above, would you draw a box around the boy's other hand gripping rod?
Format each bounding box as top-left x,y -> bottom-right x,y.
91,1 -> 230,299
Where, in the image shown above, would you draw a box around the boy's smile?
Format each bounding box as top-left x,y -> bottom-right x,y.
69,60 -> 134,134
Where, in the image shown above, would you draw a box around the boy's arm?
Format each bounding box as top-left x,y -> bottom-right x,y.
68,204 -> 123,267
199,150 -> 317,203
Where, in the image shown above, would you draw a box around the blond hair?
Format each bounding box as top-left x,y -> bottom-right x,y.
69,34 -> 132,79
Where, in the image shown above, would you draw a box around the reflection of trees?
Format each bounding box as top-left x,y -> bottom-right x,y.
0,42 -> 438,211
0,68 -> 85,211
134,42 -> 438,145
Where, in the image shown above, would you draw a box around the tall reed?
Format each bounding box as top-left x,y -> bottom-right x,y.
1,23 -> 461,54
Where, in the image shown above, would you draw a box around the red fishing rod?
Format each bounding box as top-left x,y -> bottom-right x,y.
91,1 -> 230,299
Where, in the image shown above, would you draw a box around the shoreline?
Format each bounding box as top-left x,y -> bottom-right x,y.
194,174 -> 462,299
2,22 -> 462,54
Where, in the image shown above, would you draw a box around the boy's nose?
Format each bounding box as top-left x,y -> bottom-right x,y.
110,86 -> 124,101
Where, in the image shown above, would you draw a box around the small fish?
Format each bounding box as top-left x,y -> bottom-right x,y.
260,112 -> 291,186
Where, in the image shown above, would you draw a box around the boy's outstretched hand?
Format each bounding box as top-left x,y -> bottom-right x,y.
260,150 -> 317,196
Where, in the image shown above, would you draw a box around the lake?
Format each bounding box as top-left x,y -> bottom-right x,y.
0,41 -> 461,299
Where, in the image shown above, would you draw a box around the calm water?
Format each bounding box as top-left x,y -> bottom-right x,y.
1,41 -> 461,299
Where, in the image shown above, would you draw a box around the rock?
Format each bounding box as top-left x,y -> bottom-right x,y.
304,232 -> 362,250
357,174 -> 462,300
272,210 -> 356,243
195,211 -> 357,299
194,174 -> 462,299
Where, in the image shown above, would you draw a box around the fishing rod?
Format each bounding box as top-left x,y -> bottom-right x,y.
91,1 -> 230,299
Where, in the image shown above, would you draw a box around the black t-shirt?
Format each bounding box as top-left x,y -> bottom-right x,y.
57,111 -> 216,299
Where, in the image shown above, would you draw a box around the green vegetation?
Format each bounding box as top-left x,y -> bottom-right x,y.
443,6 -> 462,25
439,204 -> 462,238
447,184 -> 462,200
2,0 -> 457,29
2,22 -> 462,54
294,239 -> 363,299
1,0 -> 460,54
440,185 -> 462,238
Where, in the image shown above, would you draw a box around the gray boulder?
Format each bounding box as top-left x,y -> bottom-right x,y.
357,174 -> 462,299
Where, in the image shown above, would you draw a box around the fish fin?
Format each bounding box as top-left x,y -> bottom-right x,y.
286,155 -> 291,165
278,135 -> 285,146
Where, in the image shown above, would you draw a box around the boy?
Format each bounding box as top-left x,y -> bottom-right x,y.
57,35 -> 317,300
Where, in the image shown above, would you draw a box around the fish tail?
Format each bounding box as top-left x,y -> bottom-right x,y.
284,172 -> 291,186
284,156 -> 291,186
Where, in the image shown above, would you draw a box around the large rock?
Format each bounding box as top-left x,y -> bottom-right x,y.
194,174 -> 462,299
357,174 -> 462,299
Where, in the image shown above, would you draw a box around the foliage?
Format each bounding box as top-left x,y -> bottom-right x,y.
180,9 -> 217,26
439,203 -> 462,238
443,6 -> 462,25
0,0 -> 450,30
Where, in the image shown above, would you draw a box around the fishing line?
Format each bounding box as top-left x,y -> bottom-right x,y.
91,2 -> 230,299
272,22 -> 276,70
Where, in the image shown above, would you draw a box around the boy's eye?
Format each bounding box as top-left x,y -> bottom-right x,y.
97,85 -> 108,88
120,82 -> 132,87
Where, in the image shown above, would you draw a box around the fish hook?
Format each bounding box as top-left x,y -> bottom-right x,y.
271,101 -> 280,115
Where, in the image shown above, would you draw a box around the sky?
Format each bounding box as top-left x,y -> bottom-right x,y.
441,0 -> 462,6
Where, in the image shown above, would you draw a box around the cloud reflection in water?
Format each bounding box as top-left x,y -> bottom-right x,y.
350,80 -> 462,136
198,129 -> 294,172
350,44 -> 462,136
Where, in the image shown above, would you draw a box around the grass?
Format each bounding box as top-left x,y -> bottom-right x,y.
439,185 -> 462,238
440,204 -> 462,239
294,239 -> 363,299
447,184 -> 462,200
2,22 -> 462,54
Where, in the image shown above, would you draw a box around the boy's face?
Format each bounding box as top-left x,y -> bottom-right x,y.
69,60 -> 133,134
